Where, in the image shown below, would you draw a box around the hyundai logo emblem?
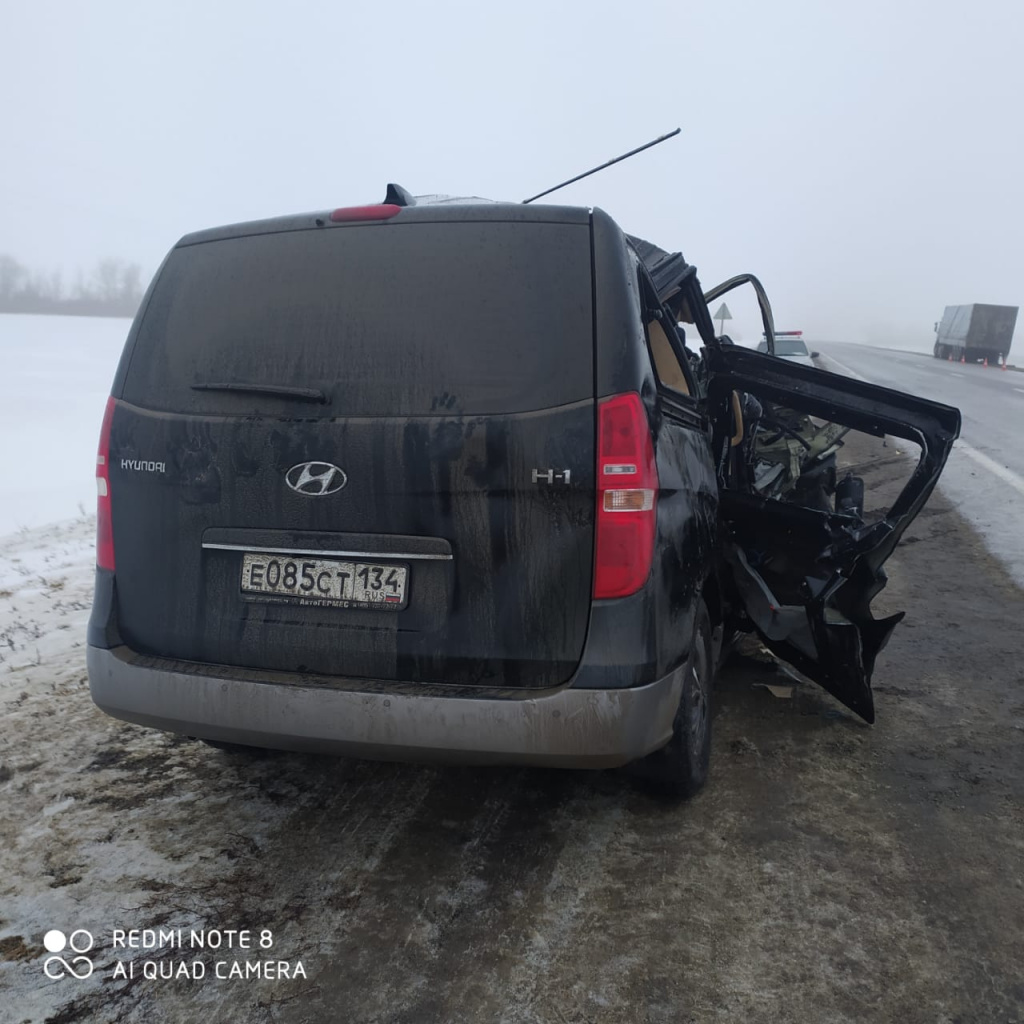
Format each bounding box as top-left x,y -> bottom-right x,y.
285,461 -> 348,497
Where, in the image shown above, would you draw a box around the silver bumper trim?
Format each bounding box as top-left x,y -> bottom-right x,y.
87,646 -> 683,769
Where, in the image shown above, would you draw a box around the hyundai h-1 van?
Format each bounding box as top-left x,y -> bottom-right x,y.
87,191 -> 961,797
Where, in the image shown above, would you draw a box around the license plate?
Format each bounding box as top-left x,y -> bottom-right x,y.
240,554 -> 409,610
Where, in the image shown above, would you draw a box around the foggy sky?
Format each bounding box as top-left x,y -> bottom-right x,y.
2,0 -> 1021,348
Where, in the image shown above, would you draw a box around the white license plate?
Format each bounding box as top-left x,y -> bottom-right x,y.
240,554 -> 409,610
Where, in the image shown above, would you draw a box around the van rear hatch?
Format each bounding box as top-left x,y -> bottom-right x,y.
109,212 -> 596,688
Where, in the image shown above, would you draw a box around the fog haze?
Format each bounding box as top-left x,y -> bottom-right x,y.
2,0 -> 1021,347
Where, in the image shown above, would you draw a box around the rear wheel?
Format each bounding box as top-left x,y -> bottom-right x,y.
637,599 -> 714,799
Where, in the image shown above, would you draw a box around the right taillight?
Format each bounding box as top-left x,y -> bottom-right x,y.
96,396 -> 116,571
593,392 -> 659,599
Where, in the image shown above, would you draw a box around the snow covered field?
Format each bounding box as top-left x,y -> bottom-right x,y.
0,314 -> 128,537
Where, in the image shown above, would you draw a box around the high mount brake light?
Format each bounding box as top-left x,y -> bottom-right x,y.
329,204 -> 402,223
593,392 -> 659,599
96,396 -> 116,571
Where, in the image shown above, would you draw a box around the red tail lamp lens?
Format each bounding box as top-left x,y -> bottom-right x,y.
593,392 -> 659,599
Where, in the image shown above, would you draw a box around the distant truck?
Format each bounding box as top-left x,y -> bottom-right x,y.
933,304 -> 1017,364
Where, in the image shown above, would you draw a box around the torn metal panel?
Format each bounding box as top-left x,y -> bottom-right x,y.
707,343 -> 961,722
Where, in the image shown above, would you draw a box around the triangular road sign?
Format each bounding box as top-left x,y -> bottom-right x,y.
712,302 -> 732,321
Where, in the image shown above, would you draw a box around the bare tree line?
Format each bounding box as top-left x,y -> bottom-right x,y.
0,254 -> 144,317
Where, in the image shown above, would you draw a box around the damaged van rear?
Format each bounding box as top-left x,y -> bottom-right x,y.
87,195 -> 961,798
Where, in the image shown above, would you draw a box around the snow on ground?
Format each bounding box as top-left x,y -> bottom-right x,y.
0,513 -> 312,1023
0,313 -> 128,537
0,515 -> 95,674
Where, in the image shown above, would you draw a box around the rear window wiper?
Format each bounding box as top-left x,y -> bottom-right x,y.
191,382 -> 328,403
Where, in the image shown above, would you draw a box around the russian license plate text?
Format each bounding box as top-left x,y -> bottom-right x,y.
240,554 -> 408,610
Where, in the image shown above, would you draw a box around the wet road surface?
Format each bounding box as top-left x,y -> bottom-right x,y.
818,342 -> 1024,587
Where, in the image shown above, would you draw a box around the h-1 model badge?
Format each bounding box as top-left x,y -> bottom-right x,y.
532,468 -> 572,485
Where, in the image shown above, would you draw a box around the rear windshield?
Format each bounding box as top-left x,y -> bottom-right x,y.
122,221 -> 593,416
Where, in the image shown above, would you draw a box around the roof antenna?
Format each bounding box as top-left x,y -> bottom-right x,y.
522,128 -> 681,204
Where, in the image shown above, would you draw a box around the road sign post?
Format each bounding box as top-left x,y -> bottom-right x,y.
712,302 -> 732,337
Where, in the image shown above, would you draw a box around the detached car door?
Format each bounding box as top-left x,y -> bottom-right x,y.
704,342 -> 961,722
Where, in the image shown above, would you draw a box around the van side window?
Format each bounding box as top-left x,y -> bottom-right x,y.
647,316 -> 691,396
634,265 -> 697,399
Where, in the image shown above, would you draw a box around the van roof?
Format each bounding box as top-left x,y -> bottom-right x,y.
177,200 -> 592,248
174,193 -> 696,310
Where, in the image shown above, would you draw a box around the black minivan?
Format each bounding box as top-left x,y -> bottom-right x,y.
87,192 -> 961,796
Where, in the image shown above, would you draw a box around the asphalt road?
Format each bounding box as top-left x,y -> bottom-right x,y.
816,342 -> 1024,587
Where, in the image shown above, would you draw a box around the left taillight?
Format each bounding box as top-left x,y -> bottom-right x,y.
96,396 -> 116,571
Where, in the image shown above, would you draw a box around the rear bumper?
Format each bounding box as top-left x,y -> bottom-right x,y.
86,645 -> 683,769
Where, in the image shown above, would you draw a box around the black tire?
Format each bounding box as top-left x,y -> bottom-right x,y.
636,599 -> 714,799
